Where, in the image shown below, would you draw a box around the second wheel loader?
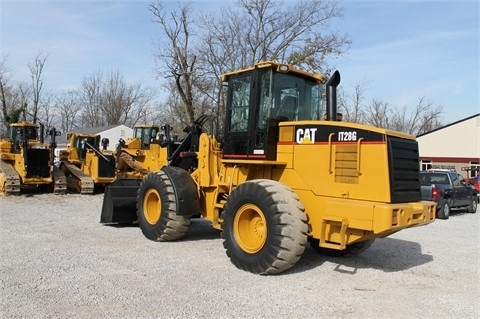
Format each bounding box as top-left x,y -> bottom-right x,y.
102,123 -> 190,222
101,61 -> 436,275
115,124 -> 168,180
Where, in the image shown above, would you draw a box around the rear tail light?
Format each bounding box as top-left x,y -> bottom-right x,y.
431,185 -> 439,199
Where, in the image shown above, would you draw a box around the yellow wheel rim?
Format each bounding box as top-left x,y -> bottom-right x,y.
143,189 -> 161,225
233,204 -> 267,254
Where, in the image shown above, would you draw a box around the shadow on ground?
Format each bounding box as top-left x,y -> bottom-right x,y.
103,217 -> 221,240
102,217 -> 434,275
291,237 -> 433,275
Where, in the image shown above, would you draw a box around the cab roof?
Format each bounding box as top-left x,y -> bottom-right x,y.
10,121 -> 37,128
220,61 -> 326,83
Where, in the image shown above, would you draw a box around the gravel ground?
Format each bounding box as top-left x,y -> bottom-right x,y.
0,193 -> 479,319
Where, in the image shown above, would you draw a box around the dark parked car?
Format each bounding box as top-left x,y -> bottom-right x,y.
420,170 -> 478,219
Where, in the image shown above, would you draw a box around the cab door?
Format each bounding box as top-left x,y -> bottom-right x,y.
222,72 -> 253,158
249,68 -> 279,160
450,172 -> 471,206
222,68 -> 279,160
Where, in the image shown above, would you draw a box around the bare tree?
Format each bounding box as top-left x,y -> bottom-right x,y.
339,77 -> 443,134
0,57 -> 34,135
244,0 -> 349,71
78,70 -> 157,127
338,80 -> 369,123
55,91 -> 82,132
78,71 -> 104,127
101,71 -> 157,126
151,0 -> 350,128
364,98 -> 391,129
198,0 -> 349,73
27,53 -> 50,123
36,90 -> 57,129
362,96 -> 443,135
150,2 -> 197,124
389,97 -> 443,135
16,82 -> 32,122
0,57 -> 19,133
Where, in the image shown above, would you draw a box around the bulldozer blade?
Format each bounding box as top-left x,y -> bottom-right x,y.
100,179 -> 141,224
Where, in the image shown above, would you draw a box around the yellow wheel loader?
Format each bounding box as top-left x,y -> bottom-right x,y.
115,124 -> 169,180
101,61 -> 436,274
0,122 -> 66,195
58,133 -> 116,194
102,123 -> 191,222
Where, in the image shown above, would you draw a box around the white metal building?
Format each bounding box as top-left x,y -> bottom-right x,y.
417,113 -> 480,178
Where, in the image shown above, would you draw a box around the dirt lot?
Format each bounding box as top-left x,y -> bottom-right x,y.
1,193 -> 479,319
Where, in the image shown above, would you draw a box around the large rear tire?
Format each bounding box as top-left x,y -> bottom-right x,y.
221,179 -> 308,275
136,171 -> 190,241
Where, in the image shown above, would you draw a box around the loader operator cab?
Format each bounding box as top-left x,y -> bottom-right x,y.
222,61 -> 324,160
133,125 -> 160,150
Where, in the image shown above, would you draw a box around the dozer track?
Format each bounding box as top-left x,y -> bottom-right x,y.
0,160 -> 21,195
52,165 -> 67,194
61,162 -> 95,194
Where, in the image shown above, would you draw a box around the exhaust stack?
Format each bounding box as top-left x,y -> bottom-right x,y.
326,70 -> 341,121
39,123 -> 45,143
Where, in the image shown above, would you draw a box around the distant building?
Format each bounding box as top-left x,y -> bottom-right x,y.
55,124 -> 133,159
417,113 -> 480,178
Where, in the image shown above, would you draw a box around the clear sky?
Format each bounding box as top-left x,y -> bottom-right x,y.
1,0 -> 478,123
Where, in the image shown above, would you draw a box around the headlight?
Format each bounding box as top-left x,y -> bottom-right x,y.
278,64 -> 290,73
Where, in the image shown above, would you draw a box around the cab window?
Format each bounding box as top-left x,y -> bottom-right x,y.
271,72 -> 321,121
451,173 -> 461,187
229,75 -> 251,132
133,128 -> 143,138
257,71 -> 272,130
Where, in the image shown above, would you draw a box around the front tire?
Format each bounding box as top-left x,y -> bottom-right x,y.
221,179 -> 308,275
136,171 -> 190,241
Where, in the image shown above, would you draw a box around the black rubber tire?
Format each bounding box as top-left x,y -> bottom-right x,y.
221,179 -> 308,275
437,201 -> 450,219
467,196 -> 477,213
310,238 -> 375,257
136,170 -> 190,241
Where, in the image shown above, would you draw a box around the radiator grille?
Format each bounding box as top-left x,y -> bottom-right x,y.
98,155 -> 115,177
26,149 -> 50,178
388,137 -> 421,203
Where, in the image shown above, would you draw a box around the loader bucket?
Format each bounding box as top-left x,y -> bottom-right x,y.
100,179 -> 141,224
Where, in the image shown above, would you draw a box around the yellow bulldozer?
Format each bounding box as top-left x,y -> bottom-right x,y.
58,133 -> 116,194
0,122 -> 66,195
101,61 -> 436,274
